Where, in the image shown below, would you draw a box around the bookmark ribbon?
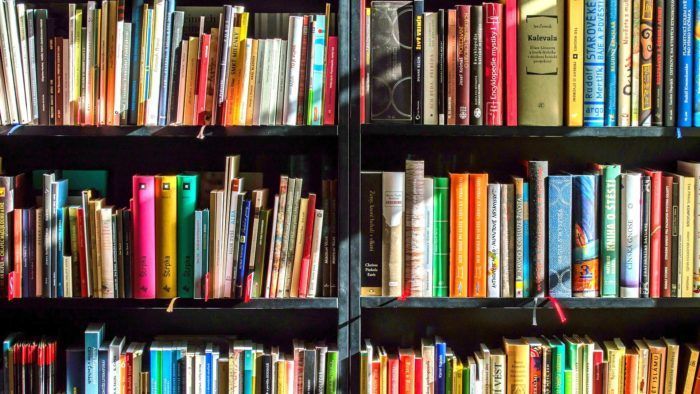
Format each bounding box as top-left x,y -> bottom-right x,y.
547,296 -> 567,324
166,297 -> 179,313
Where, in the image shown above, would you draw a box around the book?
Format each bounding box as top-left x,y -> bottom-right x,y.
469,173 -> 488,297
483,3 -> 503,125
404,160 -> 425,297
567,0 -> 584,126
455,6 -> 468,125
664,0 -> 677,126
176,174 -> 198,298
548,175 -> 573,298
470,6 -> 483,125
382,172 -> 404,297
423,12 -> 438,125
572,174 -> 599,297
433,177 -> 449,297
678,0 -> 694,126
501,184 -> 514,297
450,173 -> 469,297
621,173 -> 642,297
639,0 -> 653,126
583,0 -> 606,126
597,165 -> 621,297
528,161 -> 548,297
604,0 -> 618,125
486,184 -> 501,297
412,0 -> 423,124
652,0 -> 664,125
361,172 -> 381,296
618,0 -> 633,126
132,175 -> 155,299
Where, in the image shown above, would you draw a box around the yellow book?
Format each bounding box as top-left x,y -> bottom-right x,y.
491,349 -> 506,394
183,36 -> 199,125
137,6 -> 150,125
454,358 -> 463,394
289,198 -> 308,297
245,39 -> 259,125
155,175 -> 177,298
379,347 -> 388,394
682,177 -> 696,297
90,198 -> 105,298
106,1 -> 117,125
360,350 -> 368,394
277,360 -> 287,394
71,7 -> 83,124
663,338 -> 680,394
504,338 -> 529,394
231,12 -> 249,124
567,0 -> 583,126
682,344 -> 699,394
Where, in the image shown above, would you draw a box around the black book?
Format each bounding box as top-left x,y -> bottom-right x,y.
46,18 -> 55,125
671,180 -> 680,297
166,11 -> 184,125
470,6 -> 483,125
98,345 -> 108,394
437,9 -> 446,125
640,175 -> 651,298
361,172 -> 382,296
664,0 -> 677,126
303,348 -> 317,394
321,180 -> 331,297
178,356 -> 187,394
370,1 -> 413,123
26,9 -> 38,125
261,354 -> 272,394
412,0 -> 424,124
35,10 -> 50,125
122,209 -> 133,298
652,0 -> 664,125
27,209 -> 36,297
329,179 -> 337,297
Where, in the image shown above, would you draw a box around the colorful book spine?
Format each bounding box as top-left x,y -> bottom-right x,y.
678,0 -> 694,126
652,0 -> 664,125
505,0 -> 517,125
361,172 -> 382,296
307,15 -> 326,126
486,184 -> 501,297
450,173 -> 469,297
470,6 -> 484,125
413,0 -> 424,124
695,0 -> 700,125
382,172 -> 404,297
523,182 -> 530,297
84,323 -> 105,394
433,177 -> 449,297
132,175 -> 155,299
176,174 -> 198,298
456,6 -> 469,125
664,0 -> 677,126
572,175 -> 600,297
128,0 -> 144,124
621,173 -> 642,297
568,0 -> 584,126
513,178 -> 525,297
548,175 -> 573,298
528,161 -> 547,297
646,170 -> 662,298
583,0 -> 606,126
483,3 -> 503,125
639,0 -> 653,126
599,165 -> 621,297
323,36 -> 338,125
618,0 -> 633,125
469,174 -> 488,297
405,160 -> 425,297
155,175 -> 177,298
604,0 -> 618,125
630,0 -> 641,126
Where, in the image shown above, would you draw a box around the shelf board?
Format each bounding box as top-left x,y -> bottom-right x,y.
2,125 -> 338,138
361,297 -> 700,309
362,124 -> 700,138
0,297 -> 338,310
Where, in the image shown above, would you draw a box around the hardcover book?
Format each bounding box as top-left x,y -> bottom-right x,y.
176,174 -> 198,298
361,172 -> 382,296
433,177 -> 449,297
527,161 -> 548,297
621,173 -> 642,297
572,174 -> 599,297
639,0 -> 653,125
583,0 -> 605,126
470,6 -> 483,125
567,0 -> 584,126
469,173 -> 488,297
483,3 -> 503,125
678,0 -> 693,126
548,175 -> 572,298
596,164 -> 621,297
404,160 -> 425,297
450,173 -> 469,297
486,184 -> 501,297
604,0 -> 618,125
618,0 -> 633,126
382,172 -> 404,296
132,175 -> 155,299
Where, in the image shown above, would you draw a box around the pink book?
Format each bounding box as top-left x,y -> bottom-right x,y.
483,3 -> 504,125
132,175 -> 156,299
323,36 -> 338,125
297,193 -> 316,297
196,34 -> 212,126
505,0 -> 517,125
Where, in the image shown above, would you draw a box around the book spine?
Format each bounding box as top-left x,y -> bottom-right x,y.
631,0 -> 641,126
235,200 -> 251,298
568,0 -> 585,126
681,177 -> 695,297
282,17 -> 302,125
434,177 -> 449,297
618,0 -> 633,125
437,10 -> 445,125
156,9 -> 172,126
323,36 -> 337,125
664,0 -> 677,125
423,12 -> 438,125
678,0 -> 694,126
641,176 -> 651,297
470,6 -> 483,125
528,161 -> 548,296
672,180 -> 680,297
405,160 -> 425,297
176,175 -> 197,298
514,179 -> 525,297
583,0 -> 606,126
456,6 -> 470,125
483,3 -> 503,125
450,173 -> 469,297
7,0 -> 30,123
652,0 -> 664,125
648,172 -> 662,298
446,10 -> 457,125
145,0 -> 165,125
486,184 -> 501,297
296,16 -> 310,125
600,165 -> 621,297
413,0 -> 424,124
361,173 -> 382,296
621,173 -> 642,297
382,172 -> 404,297
132,176 -> 155,299
469,174 -> 488,297
696,0 -> 700,125
196,34 -> 211,125
505,0 -> 517,125
128,0 -> 144,124
522,182 -> 531,297
0,0 -> 19,124
572,175 -> 599,297
604,0 -> 619,125
307,16 -> 325,126
662,176 -> 673,297
36,10 -> 49,125
548,175 -> 573,298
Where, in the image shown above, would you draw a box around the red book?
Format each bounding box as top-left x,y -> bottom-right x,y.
125,351 -> 134,394
694,357 -> 700,394
76,207 -> 89,297
196,34 -> 212,125
323,36 -> 338,125
505,0 -> 517,125
13,209 -> 22,299
414,357 -> 423,394
399,350 -> 415,394
483,3 -> 504,125
644,169 -> 662,297
298,193 -> 317,297
54,38 -> 64,126
661,175 -> 674,297
388,357 -> 399,394
296,16 -> 311,126
456,6 -> 470,125
371,361 -> 381,394
592,346 -> 604,394
446,10 -> 457,125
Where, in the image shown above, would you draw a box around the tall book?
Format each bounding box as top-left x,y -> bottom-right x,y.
455,6 -> 469,125
470,6 -> 483,125
505,0 -> 517,125
664,0 -> 677,126
423,177 -> 434,296
618,0 -> 633,126
639,0 -> 653,125
132,175 -> 156,299
404,160 -> 425,297
567,0 -> 584,126
155,175 -> 177,298
583,0 -> 605,126
501,184 -> 515,297
483,3 -> 504,125
450,173 -> 469,297
548,175 -> 573,297
469,173 -> 488,297
382,172 -> 404,296
433,177 -> 449,297
604,0 -> 618,125
412,0 -> 423,124
621,173 -> 642,297
630,0 -> 641,126
85,323 -> 105,394
423,12 -> 438,125
504,339 -> 530,394
447,9 -> 458,125
361,172 -> 382,296
527,161 -> 548,296
176,174 -> 198,298
517,0 -> 565,125
643,170 -> 663,298
486,184 -> 501,297
572,175 -> 599,297
678,0 -> 694,126
651,0 -> 664,125
596,164 -> 621,297
513,177 -> 526,297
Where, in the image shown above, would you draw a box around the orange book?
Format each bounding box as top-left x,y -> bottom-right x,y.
624,350 -> 639,394
105,1 -> 117,125
399,349 -> 415,394
449,173 -> 469,297
371,361 -> 381,394
13,209 -> 22,298
388,356 -> 399,394
468,173 -> 488,297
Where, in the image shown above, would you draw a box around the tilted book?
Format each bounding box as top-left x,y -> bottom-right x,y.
548,175 -> 572,298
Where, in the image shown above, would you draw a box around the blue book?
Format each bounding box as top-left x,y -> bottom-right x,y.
98,345 -> 109,394
236,200 -> 252,297
572,175 -> 599,297
583,0 -> 606,126
604,0 -> 618,125
51,179 -> 68,297
307,15 -> 326,125
679,0 -> 694,126
435,339 -> 447,394
157,3 -> 176,126
150,342 -> 161,394
547,175 -> 573,297
205,344 -> 213,394
129,0 -> 145,124
143,9 -> 154,113
161,343 -> 173,394
523,182 -> 530,297
66,347 -> 85,394
84,323 -> 104,394
56,207 -> 64,297
243,348 -> 253,394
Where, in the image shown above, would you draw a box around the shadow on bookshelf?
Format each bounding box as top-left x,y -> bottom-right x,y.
1,125 -> 339,138
0,297 -> 339,310
360,296 -> 700,309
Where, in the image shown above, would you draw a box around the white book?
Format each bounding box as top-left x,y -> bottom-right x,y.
119,23 -> 131,124
113,19 -> 124,125
0,0 -> 18,123
677,161 -> 700,297
251,39 -> 265,126
423,177 -> 434,296
0,54 -> 9,124
258,39 -> 272,125
275,40 -> 287,125
99,207 -> 115,298
487,184 -> 501,297
423,11 -> 438,125
382,171 -> 404,296
16,3 -> 31,122
62,38 -> 70,123
617,0 -> 632,126
283,16 -> 303,125
85,2 -> 95,124
25,8 -> 38,124
306,209 -> 324,297
145,0 -> 165,125
676,174 -> 695,297
264,195 -> 280,298
236,38 -> 254,125
68,3 -> 76,124
620,172 -> 641,297
267,38 -> 281,125
421,340 -> 436,394
7,0 -> 29,123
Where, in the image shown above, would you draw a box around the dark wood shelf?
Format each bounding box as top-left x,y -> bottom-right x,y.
361,296 -> 700,309
362,124 -> 700,138
1,125 -> 338,138
0,297 -> 338,310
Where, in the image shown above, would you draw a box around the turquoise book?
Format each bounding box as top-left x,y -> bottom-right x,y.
572,175 -> 600,297
599,165 -> 621,297
547,337 -> 566,394
307,15 -> 327,125
84,323 -> 104,394
176,174 -> 199,298
244,348 -> 254,394
547,175 -> 572,297
583,0 -> 606,126
150,342 -> 161,394
161,343 -> 173,394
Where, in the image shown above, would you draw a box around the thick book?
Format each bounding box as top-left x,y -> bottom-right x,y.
483,3 -> 504,125
382,172 -> 404,296
621,173 -> 642,297
677,161 -> 700,296
678,0 -> 693,126
572,175 -> 599,297
470,6 -> 483,125
486,184 -> 501,297
450,173 -> 469,297
664,0 -> 677,125
527,161 -> 548,297
583,0 -> 605,126
404,160 -> 425,297
176,174 -> 198,298
503,183 -> 517,291
652,0 -> 664,125
423,12 -> 438,125
132,175 -> 156,299
504,338 -> 530,394
618,0 -> 633,126
456,6 -> 469,125
362,172 -> 382,296
567,0 -> 584,126
433,177 -> 449,297
631,0 -> 641,126
370,1 -> 412,123
469,173 -> 488,297
155,176 -> 177,298
412,0 -> 423,124
517,0 -> 565,125
548,175 -> 573,298
596,164 -> 621,297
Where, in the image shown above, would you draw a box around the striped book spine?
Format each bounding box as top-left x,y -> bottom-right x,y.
404,160 -> 425,297
618,0 -> 632,125
604,0 -> 618,125
433,177 -> 449,297
583,0 -> 606,126
678,0 -> 694,126
572,175 -> 600,297
639,0 -> 653,126
548,175 -> 572,298
630,0 -> 641,126
694,0 -> 700,125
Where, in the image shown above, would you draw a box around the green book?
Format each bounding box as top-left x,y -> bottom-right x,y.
433,177 -> 449,297
564,337 -> 580,394
149,342 -> 161,394
325,349 -> 338,394
176,174 -> 199,298
445,354 -> 453,394
599,164 -> 621,297
547,337 -> 566,394
564,369 -> 573,394
462,365 -> 469,394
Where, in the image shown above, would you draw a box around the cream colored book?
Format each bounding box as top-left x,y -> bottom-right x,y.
136,5 -> 149,125
289,198 -> 308,297
405,160 -> 425,297
490,349 -> 506,394
633,339 -> 650,394
145,0 -> 165,125
677,161 -> 700,296
423,12 -> 438,125
99,206 -> 115,298
307,209 -> 325,298
5,0 -> 29,123
663,338 -> 680,394
244,39 -> 259,125
682,344 -> 699,394
176,39 -> 188,125
183,36 -> 198,125
112,17 -> 124,125
382,172 -> 405,296
236,38 -> 254,125
16,3 -> 32,123
84,2 -> 96,125
63,256 -> 72,297
618,0 -> 632,126
0,0 -> 19,123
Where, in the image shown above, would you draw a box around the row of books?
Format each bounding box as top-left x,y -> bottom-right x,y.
0,156 -> 339,300
359,0 -> 683,126
361,159 -> 700,298
0,2 -> 338,126
3,323 -> 340,394
361,336 -> 694,394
